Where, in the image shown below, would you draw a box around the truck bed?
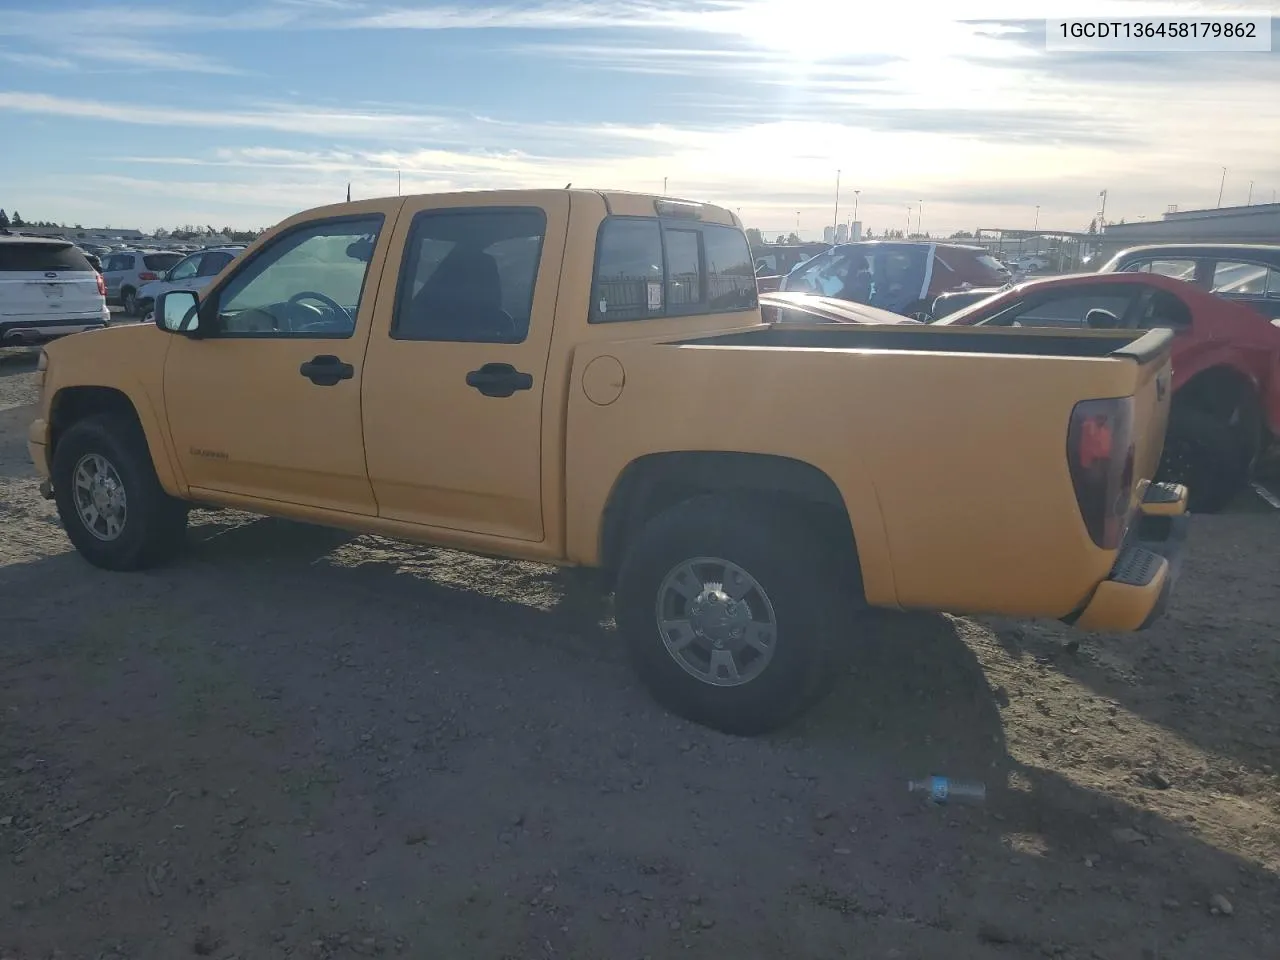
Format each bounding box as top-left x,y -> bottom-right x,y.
677,323 -> 1170,361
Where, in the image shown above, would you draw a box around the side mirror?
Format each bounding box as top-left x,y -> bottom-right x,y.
156,290 -> 201,335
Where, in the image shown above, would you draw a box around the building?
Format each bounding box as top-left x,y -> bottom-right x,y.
834,223 -> 849,243
823,225 -> 836,244
1101,202 -> 1280,247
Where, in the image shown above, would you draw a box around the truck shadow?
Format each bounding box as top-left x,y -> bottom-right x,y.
2,516 -> 1278,957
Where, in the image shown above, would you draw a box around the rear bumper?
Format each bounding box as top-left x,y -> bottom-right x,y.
1071,483 -> 1190,632
1,310 -> 110,345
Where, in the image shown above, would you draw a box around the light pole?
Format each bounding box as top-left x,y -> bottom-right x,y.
1033,205 -> 1040,232
796,210 -> 801,236
916,201 -> 923,236
832,169 -> 841,238
663,176 -> 668,195
1099,189 -> 1107,226
905,205 -> 912,237
852,189 -> 860,228
1247,181 -> 1253,205
1218,167 -> 1226,207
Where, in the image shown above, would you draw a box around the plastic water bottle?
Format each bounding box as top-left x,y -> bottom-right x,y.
908,776 -> 986,805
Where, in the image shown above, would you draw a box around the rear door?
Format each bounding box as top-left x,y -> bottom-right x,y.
0,242 -> 102,320
361,192 -> 569,541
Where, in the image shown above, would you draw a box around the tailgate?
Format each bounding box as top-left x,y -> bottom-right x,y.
0,271 -> 101,318
1113,329 -> 1175,488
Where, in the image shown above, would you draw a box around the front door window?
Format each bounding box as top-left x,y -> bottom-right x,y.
212,218 -> 382,337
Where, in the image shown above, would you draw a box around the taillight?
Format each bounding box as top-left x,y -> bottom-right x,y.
95,273 -> 106,297
138,271 -> 158,281
1067,397 -> 1135,549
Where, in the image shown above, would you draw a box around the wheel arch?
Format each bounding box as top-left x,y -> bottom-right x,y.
1173,363 -> 1264,453
599,451 -> 865,596
48,385 -> 184,497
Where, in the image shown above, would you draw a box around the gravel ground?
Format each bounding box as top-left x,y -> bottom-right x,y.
1,347 -> 1278,959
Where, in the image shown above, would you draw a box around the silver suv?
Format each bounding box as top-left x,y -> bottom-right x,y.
102,249 -> 184,316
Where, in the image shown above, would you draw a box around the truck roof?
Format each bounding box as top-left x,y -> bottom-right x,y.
294,189 -> 741,228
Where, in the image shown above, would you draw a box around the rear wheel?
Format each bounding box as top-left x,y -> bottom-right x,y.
121,287 -> 138,317
1157,406 -> 1254,513
615,496 -> 858,735
52,414 -> 189,570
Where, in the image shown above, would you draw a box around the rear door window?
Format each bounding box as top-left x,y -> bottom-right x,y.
1211,261 -> 1274,296
0,242 -> 93,272
664,228 -> 702,309
197,252 -> 235,277
144,253 -> 183,272
1127,258 -> 1198,281
592,219 -> 664,322
703,224 -> 756,310
392,207 -> 546,343
591,217 -> 757,322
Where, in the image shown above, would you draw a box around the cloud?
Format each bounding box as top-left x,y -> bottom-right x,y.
0,50 -> 76,70
0,92 -> 451,137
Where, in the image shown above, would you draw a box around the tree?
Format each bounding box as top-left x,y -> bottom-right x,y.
786,232 -> 800,243
1087,218 -> 1097,235
745,227 -> 763,247
949,229 -> 974,239
775,234 -> 786,244
0,209 -> 8,229
10,211 -> 24,227
863,227 -> 874,238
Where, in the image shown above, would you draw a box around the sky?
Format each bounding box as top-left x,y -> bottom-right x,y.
0,0 -> 1277,238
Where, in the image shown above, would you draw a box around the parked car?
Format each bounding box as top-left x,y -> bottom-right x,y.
1007,254 -> 1051,274
136,247 -> 242,319
102,249 -> 185,316
30,189 -> 1187,734
753,242 -> 832,293
777,241 -> 1009,318
0,237 -> 110,346
937,271 -> 1280,511
1098,243 -> 1280,321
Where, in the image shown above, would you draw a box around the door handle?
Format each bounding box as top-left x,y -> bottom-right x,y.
466,362 -> 533,398
299,355 -> 354,386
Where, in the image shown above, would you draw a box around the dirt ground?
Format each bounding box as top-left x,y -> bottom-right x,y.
1,347 -> 1277,960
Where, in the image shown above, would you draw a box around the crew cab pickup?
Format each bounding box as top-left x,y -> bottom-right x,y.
28,190 -> 1189,734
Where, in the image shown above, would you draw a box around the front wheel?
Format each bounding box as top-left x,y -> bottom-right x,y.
122,288 -> 138,317
52,414 -> 189,571
615,496 -> 855,735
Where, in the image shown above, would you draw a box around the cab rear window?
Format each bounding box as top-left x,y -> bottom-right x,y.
591,217 -> 756,323
0,242 -> 94,273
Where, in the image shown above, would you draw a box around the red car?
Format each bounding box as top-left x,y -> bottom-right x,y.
937,272 -> 1280,511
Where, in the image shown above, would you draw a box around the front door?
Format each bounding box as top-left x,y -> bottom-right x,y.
162,202 -> 401,515
361,193 -> 569,541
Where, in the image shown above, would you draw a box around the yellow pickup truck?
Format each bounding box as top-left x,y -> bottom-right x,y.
28,190 -> 1189,734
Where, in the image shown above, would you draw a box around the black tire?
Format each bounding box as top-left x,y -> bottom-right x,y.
121,288 -> 138,317
51,414 -> 189,571
1157,408 -> 1250,513
615,495 -> 860,735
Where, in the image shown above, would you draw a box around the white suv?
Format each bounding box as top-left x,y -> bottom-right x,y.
0,237 -> 110,346
102,249 -> 184,316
